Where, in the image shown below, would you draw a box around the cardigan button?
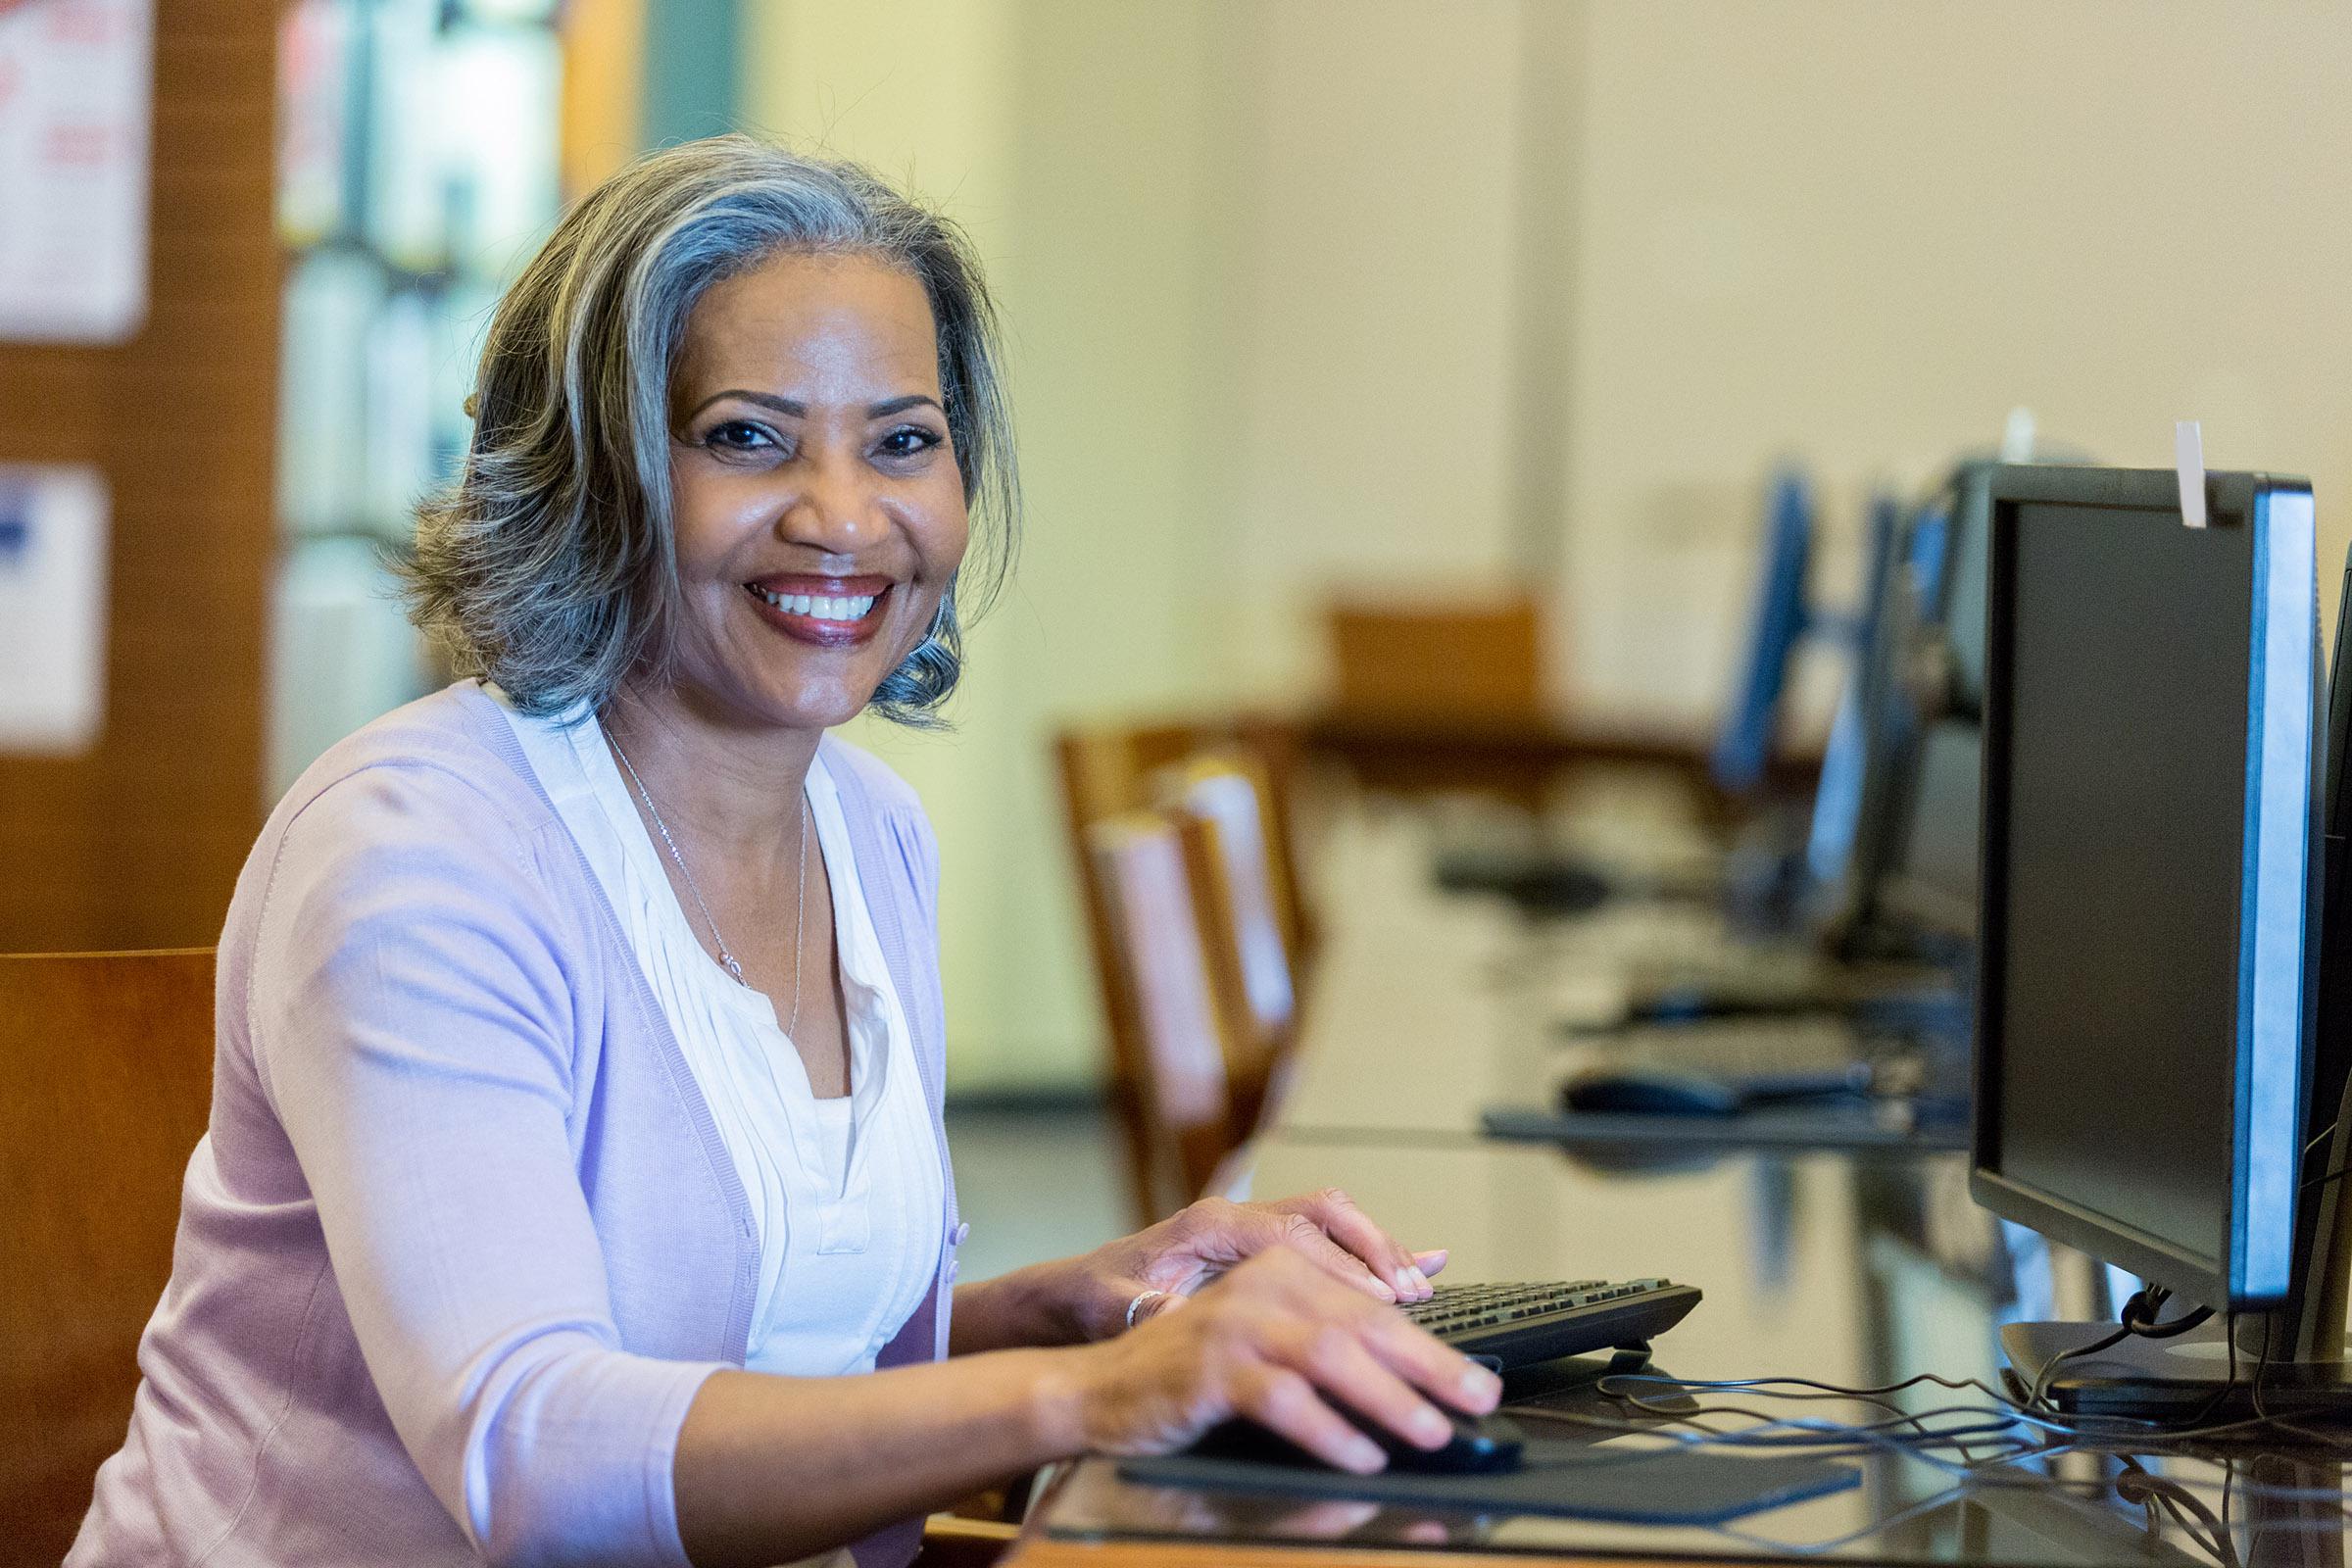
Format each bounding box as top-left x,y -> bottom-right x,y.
951,1222 -> 971,1248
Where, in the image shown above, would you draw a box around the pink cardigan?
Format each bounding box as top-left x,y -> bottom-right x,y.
72,682 -> 962,1568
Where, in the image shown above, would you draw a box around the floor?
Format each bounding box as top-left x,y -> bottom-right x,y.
941,1098 -> 1132,1284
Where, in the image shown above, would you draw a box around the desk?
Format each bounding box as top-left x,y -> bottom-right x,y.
1273,805 -> 1775,1140
1006,816 -> 2350,1568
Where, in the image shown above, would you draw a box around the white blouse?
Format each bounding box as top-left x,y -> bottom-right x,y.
497,694 -> 945,1379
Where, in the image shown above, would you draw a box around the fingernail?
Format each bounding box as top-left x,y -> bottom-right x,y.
1406,1266 -> 1432,1298
1464,1365 -> 1503,1404
1412,1405 -> 1450,1446
1393,1267 -> 1417,1298
1345,1435 -> 1386,1472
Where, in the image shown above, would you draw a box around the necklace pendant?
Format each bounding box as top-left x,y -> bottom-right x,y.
721,954 -> 747,985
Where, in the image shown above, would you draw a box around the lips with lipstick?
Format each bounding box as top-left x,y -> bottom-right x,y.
744,574 -> 896,649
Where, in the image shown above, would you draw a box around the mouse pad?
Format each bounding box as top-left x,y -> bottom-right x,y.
1117,1438 -> 1860,1526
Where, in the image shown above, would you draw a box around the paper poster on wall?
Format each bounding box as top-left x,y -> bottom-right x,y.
0,465 -> 109,753
0,0 -> 154,343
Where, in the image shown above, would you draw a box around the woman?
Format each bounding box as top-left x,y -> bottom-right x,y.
73,136 -> 1495,1568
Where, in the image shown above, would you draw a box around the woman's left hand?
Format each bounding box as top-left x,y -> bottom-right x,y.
1064,1191 -> 1446,1343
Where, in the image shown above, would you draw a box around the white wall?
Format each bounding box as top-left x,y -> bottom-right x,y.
739,0 -> 2352,1090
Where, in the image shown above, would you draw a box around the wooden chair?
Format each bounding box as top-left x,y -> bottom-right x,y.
1085,812 -> 1257,1219
1318,590 -> 1565,808
1057,722 -> 1313,1224
1156,759 -> 1298,1138
1325,590 -> 1548,725
0,949 -> 217,1568
0,951 -> 1021,1568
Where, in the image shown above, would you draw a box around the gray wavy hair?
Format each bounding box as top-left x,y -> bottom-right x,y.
403,133 -> 1019,724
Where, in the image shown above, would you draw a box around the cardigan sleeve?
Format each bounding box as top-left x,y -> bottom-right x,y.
249,762 -> 724,1568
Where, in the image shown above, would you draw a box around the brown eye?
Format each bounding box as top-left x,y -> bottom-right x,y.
877,425 -> 943,461
708,419 -> 779,454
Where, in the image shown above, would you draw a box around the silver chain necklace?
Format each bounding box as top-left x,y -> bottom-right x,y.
606,727 -> 809,1040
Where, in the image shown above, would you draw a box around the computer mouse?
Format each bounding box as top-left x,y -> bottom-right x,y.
1559,1063 -> 1745,1117
1189,1408 -> 1525,1475
1432,849 -> 1611,917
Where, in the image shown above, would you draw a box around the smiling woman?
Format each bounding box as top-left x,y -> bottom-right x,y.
69,136 -> 1488,1568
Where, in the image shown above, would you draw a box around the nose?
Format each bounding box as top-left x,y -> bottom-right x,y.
778,452 -> 882,554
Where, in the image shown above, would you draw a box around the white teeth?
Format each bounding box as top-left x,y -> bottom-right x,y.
754,587 -> 881,620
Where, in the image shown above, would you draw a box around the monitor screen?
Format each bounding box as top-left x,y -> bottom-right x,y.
1803,494 -> 1902,891
1712,468 -> 1813,795
1973,467 -> 2317,1309
1820,501 -> 1951,946
1878,717 -> 1979,937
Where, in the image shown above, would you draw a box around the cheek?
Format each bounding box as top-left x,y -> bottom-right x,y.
667,461 -> 766,573
921,488 -> 972,579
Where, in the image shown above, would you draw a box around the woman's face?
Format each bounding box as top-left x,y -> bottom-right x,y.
660,250 -> 968,734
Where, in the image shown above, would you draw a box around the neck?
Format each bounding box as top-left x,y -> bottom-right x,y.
599,678 -> 821,868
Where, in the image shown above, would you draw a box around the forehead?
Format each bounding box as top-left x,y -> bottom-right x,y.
676,250 -> 940,398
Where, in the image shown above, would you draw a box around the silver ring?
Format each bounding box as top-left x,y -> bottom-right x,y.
1124,1289 -> 1167,1331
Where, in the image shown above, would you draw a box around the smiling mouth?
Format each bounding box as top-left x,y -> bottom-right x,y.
742,578 -> 894,649
749,584 -> 884,621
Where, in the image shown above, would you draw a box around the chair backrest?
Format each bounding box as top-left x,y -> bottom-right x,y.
1157,758 -> 1296,1083
1325,591 -> 1547,723
0,949 -> 215,1567
1085,813 -> 1240,1217
1054,720 -> 1313,1224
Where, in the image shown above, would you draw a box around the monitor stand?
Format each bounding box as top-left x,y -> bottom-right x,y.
2002,1050 -> 2352,1427
2004,1318 -> 2352,1422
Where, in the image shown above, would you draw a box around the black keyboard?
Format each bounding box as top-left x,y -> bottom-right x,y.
1401,1279 -> 1701,1371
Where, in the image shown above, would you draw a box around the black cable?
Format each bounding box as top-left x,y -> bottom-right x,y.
2118,1458 -> 2244,1568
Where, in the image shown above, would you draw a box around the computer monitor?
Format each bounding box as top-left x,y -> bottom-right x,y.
1871,718 -> 1980,945
1820,489 -> 1952,955
1711,467 -> 1816,796
1802,494 -> 1902,893
1969,464 -> 2347,1416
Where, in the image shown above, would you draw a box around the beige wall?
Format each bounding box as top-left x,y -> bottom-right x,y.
1562,2 -> 2352,730
741,1 -> 2352,1090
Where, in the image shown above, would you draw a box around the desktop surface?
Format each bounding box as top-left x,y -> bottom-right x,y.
1035,1138 -> 2304,1568
1016,803 -> 2343,1568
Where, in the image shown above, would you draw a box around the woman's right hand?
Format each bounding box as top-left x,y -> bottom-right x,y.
1054,1245 -> 1503,1473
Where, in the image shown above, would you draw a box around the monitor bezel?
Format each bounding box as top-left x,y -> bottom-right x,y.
1969,464 -> 2319,1312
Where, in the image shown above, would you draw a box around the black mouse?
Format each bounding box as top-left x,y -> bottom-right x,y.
1189,1407 -> 1524,1474
1433,849 -> 1611,917
1560,1063 -> 1745,1117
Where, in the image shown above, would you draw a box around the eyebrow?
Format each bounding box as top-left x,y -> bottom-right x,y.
686,389 -> 945,420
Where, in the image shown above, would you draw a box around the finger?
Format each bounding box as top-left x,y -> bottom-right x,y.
1254,1257 -> 1501,1417
1135,1288 -> 1191,1323
1273,1498 -> 1382,1538
1347,1300 -> 1505,1416
1413,1248 -> 1449,1279
1284,1189 -> 1426,1300
1267,1211 -> 1397,1302
1236,1364 -> 1386,1474
1280,1317 -> 1455,1452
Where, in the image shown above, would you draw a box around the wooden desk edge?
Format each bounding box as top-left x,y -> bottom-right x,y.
1004,1533 -> 1744,1568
